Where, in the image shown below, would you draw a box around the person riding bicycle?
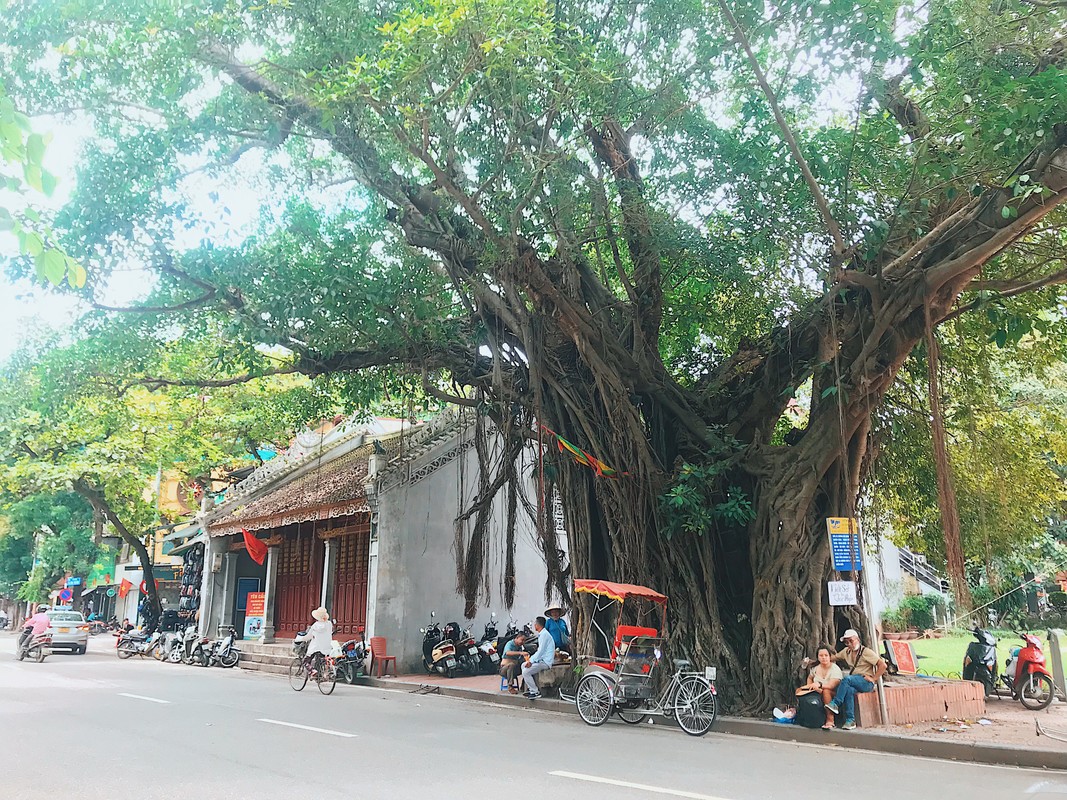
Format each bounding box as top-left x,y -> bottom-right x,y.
19,605 -> 51,655
294,607 -> 333,676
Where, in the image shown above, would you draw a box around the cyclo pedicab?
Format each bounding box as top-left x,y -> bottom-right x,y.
565,579 -> 719,736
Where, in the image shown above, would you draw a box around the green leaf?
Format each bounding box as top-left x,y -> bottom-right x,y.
37,248 -> 66,285
25,133 -> 45,166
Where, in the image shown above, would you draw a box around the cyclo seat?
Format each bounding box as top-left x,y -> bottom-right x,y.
673,658 -> 691,670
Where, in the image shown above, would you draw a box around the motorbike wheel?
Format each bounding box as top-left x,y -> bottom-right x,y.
151,642 -> 165,661
317,661 -> 338,696
673,676 -> 717,737
167,649 -> 183,664
34,646 -> 47,663
1019,673 -> 1055,711
465,657 -> 480,677
220,650 -> 240,668
288,657 -> 308,691
575,674 -> 613,727
446,666 -> 457,679
116,643 -> 135,660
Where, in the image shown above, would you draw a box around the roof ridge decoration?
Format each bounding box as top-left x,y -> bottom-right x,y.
218,414 -> 376,508
373,406 -> 472,490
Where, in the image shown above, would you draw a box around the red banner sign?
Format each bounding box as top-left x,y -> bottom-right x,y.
246,592 -> 265,617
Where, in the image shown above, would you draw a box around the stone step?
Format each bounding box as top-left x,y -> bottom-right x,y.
237,641 -> 295,656
240,660 -> 291,676
239,650 -> 296,668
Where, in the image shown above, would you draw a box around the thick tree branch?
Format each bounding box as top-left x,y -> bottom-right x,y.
715,0 -> 847,260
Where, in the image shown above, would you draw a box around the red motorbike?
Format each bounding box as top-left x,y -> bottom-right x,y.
1005,633 -> 1055,710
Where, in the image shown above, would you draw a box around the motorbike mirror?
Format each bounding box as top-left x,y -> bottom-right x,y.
431,611 -> 436,618
491,612 -> 496,620
420,627 -> 426,633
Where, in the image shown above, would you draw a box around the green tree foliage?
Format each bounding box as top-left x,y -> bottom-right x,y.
3,0 -> 1067,708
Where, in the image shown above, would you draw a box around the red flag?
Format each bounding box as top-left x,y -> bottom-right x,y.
242,528 -> 268,565
118,579 -> 133,599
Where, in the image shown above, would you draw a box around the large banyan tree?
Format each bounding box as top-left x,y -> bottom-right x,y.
4,0 -> 1067,709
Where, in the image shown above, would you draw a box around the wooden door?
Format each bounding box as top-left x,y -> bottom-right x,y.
274,524 -> 323,638
331,522 -> 370,638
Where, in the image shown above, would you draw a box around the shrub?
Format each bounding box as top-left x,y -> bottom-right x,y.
881,610 -> 906,633
1049,592 -> 1067,612
900,594 -> 940,630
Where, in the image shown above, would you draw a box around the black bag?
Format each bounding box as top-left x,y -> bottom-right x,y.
795,691 -> 826,729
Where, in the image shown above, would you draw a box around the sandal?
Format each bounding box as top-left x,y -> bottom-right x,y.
821,723 -> 834,730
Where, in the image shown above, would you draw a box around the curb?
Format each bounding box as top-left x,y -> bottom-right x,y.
355,676 -> 1067,770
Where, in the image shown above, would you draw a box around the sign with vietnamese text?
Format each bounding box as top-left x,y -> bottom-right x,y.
65,576 -> 82,587
244,592 -> 266,639
827,517 -> 862,572
885,639 -> 917,674
827,580 -> 858,606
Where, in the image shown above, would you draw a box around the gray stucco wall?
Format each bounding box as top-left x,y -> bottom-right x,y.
372,436 -> 561,672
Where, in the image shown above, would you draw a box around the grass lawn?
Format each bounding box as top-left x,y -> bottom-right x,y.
907,632 -> 1066,677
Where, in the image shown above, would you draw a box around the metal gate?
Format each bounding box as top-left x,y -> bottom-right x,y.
274,524 -> 323,638
331,521 -> 370,638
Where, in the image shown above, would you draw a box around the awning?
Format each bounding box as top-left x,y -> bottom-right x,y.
168,532 -> 207,557
209,445 -> 373,537
163,521 -> 201,543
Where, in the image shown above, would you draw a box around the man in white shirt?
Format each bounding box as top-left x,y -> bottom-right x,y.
521,616 -> 556,700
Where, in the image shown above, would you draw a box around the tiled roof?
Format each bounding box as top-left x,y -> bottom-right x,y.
209,445 -> 373,536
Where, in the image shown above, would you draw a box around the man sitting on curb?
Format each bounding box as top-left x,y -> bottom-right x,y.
521,616 -> 556,700
820,628 -> 887,730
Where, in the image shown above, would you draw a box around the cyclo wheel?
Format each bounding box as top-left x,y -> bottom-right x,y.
1020,673 -> 1054,711
318,658 -> 338,696
575,674 -> 614,727
616,706 -> 649,725
673,675 -> 717,736
288,657 -> 308,691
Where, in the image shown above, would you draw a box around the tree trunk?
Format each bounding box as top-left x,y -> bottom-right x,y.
73,479 -> 162,631
924,319 -> 973,612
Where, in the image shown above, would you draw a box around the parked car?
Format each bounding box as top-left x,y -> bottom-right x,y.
47,610 -> 89,654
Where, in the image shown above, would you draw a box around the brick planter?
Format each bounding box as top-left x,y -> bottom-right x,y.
855,678 -> 985,727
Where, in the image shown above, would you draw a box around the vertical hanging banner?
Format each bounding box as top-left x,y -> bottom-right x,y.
826,517 -> 862,572
244,592 -> 266,639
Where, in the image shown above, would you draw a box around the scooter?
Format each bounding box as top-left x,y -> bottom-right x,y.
115,629 -> 162,660
455,623 -> 482,676
179,624 -> 207,666
476,613 -> 502,674
207,627 -> 240,668
162,628 -> 184,664
421,612 -> 458,678
338,626 -> 371,684
962,627 -> 1055,710
17,631 -> 51,662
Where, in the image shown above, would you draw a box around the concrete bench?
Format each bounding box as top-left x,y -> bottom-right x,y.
854,678 -> 985,727
535,664 -> 575,693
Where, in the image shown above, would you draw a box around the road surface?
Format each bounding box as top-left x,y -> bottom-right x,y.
0,634 -> 1063,799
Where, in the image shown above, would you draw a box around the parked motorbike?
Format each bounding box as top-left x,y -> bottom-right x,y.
475,613 -> 502,674
454,623 -> 482,676
161,628 -> 185,663
206,627 -> 240,668
338,626 -> 371,684
115,629 -> 162,660
17,631 -> 51,662
962,627 -> 1055,710
421,611 -> 458,678
178,624 -> 207,666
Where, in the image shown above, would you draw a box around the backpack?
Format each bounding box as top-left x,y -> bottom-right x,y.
795,691 -> 825,729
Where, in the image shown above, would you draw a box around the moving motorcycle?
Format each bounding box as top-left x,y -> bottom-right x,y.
17,631 -> 51,662
962,627 -> 1055,710
421,612 -> 458,678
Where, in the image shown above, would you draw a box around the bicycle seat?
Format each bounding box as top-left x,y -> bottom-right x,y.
673,658 -> 691,669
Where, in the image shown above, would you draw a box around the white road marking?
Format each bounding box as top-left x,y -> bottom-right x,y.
256,718 -> 357,738
550,771 -> 730,799
117,693 -> 171,704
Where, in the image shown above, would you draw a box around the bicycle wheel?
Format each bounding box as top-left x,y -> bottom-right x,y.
575,674 -> 613,727
288,657 -> 308,691
673,676 -> 717,736
317,659 -> 338,695
616,706 -> 649,725
1020,673 -> 1054,710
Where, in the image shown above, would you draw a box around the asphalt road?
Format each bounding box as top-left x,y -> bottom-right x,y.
1,634 -> 1065,800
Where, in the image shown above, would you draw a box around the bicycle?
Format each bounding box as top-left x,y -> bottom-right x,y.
288,642 -> 338,695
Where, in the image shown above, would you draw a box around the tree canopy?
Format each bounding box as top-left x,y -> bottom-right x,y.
3,0 -> 1067,708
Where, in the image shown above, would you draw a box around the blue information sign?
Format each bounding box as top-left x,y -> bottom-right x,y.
65,576 -> 82,587
826,518 -> 862,572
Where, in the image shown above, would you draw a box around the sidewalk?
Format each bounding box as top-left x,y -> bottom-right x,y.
351,671 -> 1067,770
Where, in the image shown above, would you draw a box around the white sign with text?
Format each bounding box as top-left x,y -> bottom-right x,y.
827,580 -> 858,606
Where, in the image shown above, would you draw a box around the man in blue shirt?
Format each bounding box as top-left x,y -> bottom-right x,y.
521,616 -> 556,700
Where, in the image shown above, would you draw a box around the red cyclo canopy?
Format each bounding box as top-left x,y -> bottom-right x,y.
574,579 -> 668,606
